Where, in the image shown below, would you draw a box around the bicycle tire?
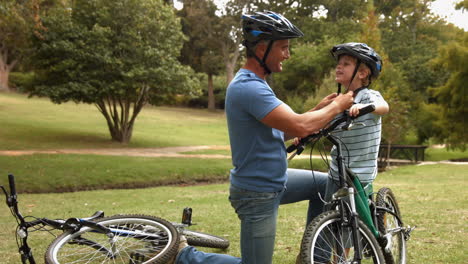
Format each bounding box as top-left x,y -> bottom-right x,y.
299,210 -> 385,264
182,229 -> 230,249
45,214 -> 179,264
377,187 -> 406,264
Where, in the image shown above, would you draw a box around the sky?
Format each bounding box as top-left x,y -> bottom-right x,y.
175,0 -> 467,31
430,0 -> 467,31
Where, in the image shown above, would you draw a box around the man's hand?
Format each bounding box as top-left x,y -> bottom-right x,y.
332,91 -> 354,112
312,93 -> 338,111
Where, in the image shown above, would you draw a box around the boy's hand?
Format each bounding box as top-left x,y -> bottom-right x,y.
293,137 -> 301,145
349,104 -> 365,117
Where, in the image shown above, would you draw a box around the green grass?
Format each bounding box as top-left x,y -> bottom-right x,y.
0,92 -> 228,149
0,92 -> 467,263
0,154 -> 328,193
0,154 -> 232,193
425,147 -> 468,161
1,164 -> 466,263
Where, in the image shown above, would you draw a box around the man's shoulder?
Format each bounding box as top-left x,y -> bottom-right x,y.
229,71 -> 269,96
233,70 -> 266,85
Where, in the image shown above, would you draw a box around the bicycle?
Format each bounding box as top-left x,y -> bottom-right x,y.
2,174 -> 229,264
287,105 -> 415,264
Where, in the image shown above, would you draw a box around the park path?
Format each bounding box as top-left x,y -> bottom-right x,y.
0,145 -> 232,159
0,146 -> 466,165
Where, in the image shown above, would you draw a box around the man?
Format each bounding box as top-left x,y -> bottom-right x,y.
172,11 -> 353,264
225,11 -> 354,264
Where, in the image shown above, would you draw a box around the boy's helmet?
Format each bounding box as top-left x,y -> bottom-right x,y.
242,11 -> 304,44
331,42 -> 383,79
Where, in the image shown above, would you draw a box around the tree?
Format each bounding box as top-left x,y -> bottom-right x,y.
178,0 -> 223,110
29,0 -> 199,143
219,0 -> 250,84
428,34 -> 468,150
0,0 -> 61,91
0,0 -> 32,91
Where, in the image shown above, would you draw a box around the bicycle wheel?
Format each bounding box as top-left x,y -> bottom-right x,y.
182,229 -> 230,249
377,187 -> 406,264
45,214 -> 179,264
299,210 -> 385,264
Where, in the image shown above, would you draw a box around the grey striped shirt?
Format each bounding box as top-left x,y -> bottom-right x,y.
329,88 -> 386,184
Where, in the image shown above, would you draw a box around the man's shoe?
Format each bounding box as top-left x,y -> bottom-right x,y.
167,235 -> 189,264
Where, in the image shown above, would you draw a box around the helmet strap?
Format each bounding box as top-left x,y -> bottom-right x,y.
244,40 -> 272,75
337,83 -> 342,94
346,60 -> 361,92
261,40 -> 274,75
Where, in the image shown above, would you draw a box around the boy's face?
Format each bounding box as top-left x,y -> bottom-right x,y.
335,55 -> 358,85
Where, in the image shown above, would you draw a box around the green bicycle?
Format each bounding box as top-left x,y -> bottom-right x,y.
288,105 -> 415,264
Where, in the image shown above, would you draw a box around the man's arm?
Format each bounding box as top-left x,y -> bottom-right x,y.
262,91 -> 354,138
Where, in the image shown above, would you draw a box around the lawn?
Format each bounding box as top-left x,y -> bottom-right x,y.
0,164 -> 466,263
0,92 -> 229,149
0,92 -> 467,263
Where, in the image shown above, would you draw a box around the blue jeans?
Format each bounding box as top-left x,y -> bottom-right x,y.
175,169 -> 328,264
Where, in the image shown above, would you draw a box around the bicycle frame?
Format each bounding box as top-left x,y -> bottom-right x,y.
1,174 -> 113,263
289,105 -> 379,263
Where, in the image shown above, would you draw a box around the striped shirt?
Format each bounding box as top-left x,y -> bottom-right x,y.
329,88 -> 386,184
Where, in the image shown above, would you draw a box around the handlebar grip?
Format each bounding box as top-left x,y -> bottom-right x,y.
356,104 -> 375,118
8,174 -> 17,197
286,143 -> 298,153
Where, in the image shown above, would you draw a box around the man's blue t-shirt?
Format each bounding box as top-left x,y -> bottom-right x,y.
225,69 -> 287,192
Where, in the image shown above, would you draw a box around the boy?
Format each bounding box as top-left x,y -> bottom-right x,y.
325,42 -> 389,203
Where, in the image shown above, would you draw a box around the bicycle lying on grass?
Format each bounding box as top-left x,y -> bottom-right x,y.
2,174 -> 229,264
288,105 -> 415,264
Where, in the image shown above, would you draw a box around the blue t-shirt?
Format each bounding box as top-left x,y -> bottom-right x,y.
225,69 -> 287,192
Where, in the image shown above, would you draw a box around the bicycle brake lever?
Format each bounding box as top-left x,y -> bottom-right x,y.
347,122 -> 366,130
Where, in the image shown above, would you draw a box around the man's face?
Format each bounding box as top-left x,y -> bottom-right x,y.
263,39 -> 290,73
335,55 -> 358,85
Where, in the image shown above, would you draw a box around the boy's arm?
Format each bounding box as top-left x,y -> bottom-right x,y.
349,100 -> 389,116
350,91 -> 389,116
371,90 -> 389,115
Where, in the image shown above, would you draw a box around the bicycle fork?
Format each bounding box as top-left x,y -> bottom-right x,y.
348,188 -> 363,264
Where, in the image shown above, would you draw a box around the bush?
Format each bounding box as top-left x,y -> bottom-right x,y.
9,72 -> 35,92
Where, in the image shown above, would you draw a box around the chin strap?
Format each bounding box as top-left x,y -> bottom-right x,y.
336,60 -> 362,94
243,40 -> 274,75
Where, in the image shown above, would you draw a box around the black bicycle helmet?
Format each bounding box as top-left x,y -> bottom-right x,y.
242,11 -> 304,44
331,42 -> 383,79
242,11 -> 303,74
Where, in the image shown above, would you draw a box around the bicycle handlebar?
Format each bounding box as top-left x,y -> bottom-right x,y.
287,104 -> 376,155
9,174 -> 17,198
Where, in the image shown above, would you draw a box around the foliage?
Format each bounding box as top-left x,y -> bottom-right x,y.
274,41 -> 336,105
178,0 -> 224,110
0,0 -> 32,90
8,71 -> 35,92
427,33 -> 468,150
28,0 -> 199,143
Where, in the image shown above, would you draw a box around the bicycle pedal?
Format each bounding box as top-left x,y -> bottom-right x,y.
403,225 -> 416,240
182,207 -> 193,225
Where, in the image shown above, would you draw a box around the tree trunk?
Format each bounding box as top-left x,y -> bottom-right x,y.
223,35 -> 241,85
207,73 -> 215,110
95,87 -> 148,143
0,54 -> 17,92
0,70 -> 10,92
